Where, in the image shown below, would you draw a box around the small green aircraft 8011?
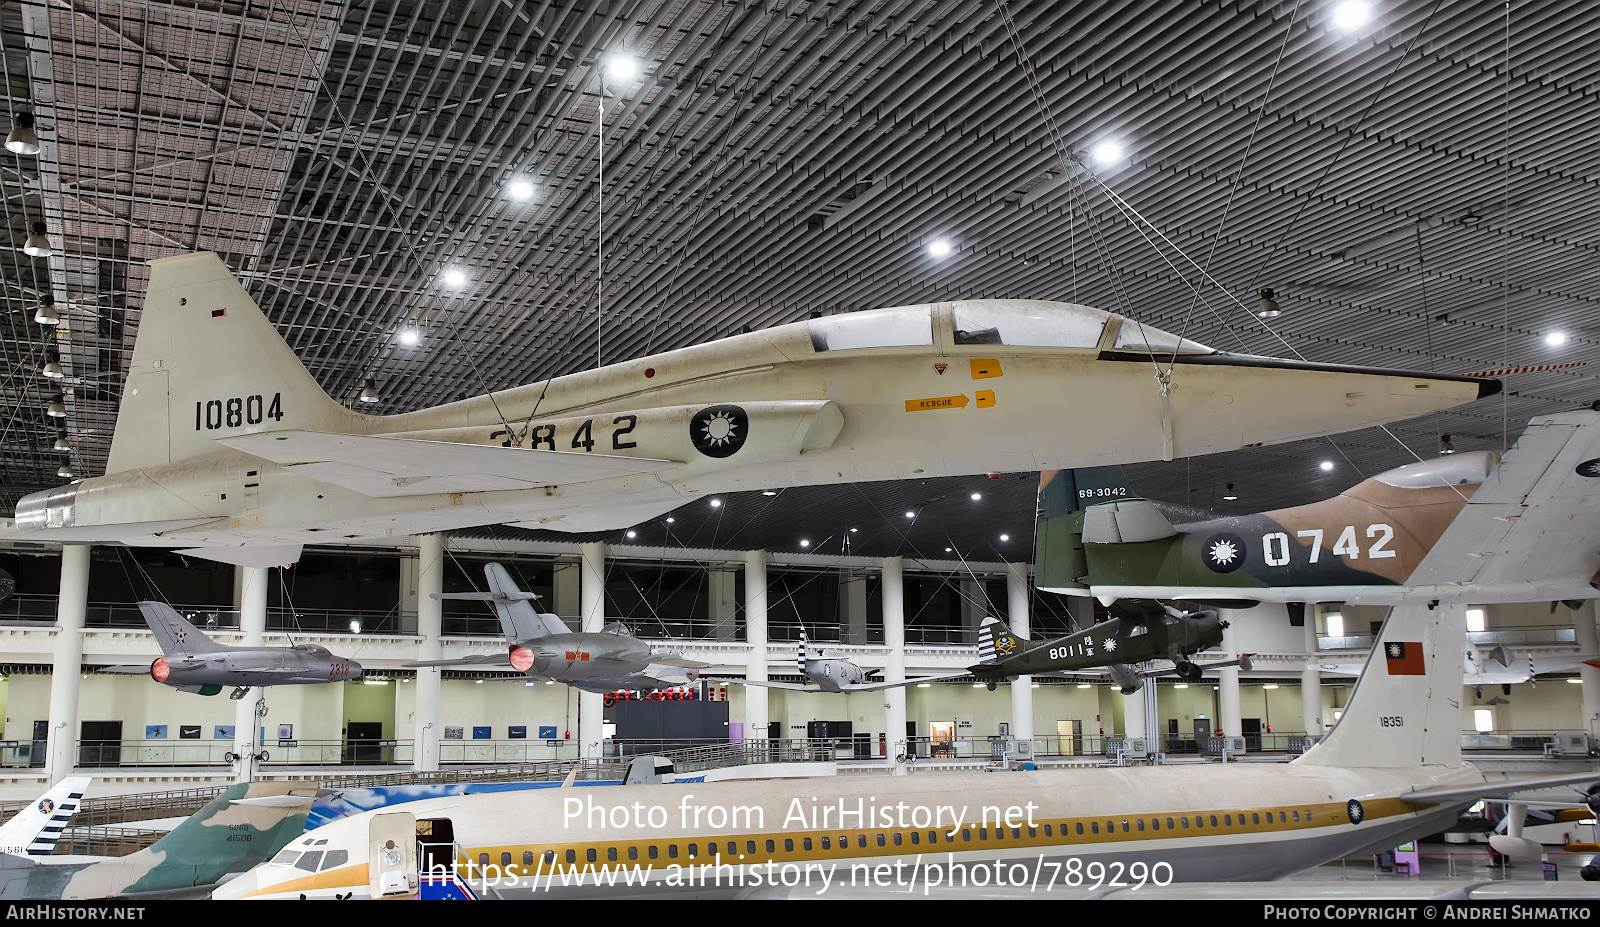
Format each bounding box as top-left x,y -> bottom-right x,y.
968,603 -> 1252,693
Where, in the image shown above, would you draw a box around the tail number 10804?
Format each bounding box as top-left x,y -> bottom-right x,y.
195,394 -> 284,431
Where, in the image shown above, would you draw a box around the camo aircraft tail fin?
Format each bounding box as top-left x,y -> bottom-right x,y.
1034,467 -> 1135,593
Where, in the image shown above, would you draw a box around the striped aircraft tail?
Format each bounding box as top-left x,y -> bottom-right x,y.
797,626 -> 809,672
0,776 -> 90,857
977,616 -> 1021,666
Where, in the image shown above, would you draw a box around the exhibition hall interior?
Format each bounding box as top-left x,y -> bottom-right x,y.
0,0 -> 1594,902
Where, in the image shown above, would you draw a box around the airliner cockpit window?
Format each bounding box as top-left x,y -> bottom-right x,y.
1128,625 -> 1148,637
949,300 -> 1109,348
808,306 -> 934,351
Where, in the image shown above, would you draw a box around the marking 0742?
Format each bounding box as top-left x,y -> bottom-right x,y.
1259,524 -> 1397,567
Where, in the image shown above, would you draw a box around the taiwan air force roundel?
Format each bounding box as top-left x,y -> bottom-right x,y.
1201,532 -> 1247,573
1346,799 -> 1364,825
1577,458 -> 1600,478
691,404 -> 749,459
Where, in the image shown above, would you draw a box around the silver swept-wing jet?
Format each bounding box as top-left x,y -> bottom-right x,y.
100,601 -> 363,696
407,563 -> 707,692
713,626 -> 960,693
8,252 -> 1497,568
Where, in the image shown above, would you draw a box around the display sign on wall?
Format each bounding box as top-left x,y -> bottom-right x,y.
145,725 -> 166,739
179,725 -> 201,740
214,726 -> 234,739
444,726 -> 463,740
472,726 -> 491,739
508,726 -> 526,739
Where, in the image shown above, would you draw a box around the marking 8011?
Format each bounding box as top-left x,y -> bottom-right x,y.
195,393 -> 283,431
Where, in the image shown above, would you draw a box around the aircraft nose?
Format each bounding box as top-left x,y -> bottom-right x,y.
350,662 -> 364,680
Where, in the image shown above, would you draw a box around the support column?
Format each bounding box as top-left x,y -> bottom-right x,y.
45,545 -> 89,782
708,569 -> 737,642
1574,602 -> 1600,744
959,578 -> 985,644
1301,615 -> 1323,737
397,555 -> 420,634
1006,563 -> 1033,748
580,542 -> 607,758
840,573 -> 868,646
1121,687 -> 1146,740
551,561 -> 580,624
233,566 -> 269,781
743,550 -> 769,743
1218,621 -> 1242,739
882,557 -> 906,774
414,535 -> 443,770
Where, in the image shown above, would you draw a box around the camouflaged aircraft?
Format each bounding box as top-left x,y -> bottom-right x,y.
1034,410 -> 1600,607
969,606 -> 1252,694
0,780 -> 317,899
11,252 -> 1497,567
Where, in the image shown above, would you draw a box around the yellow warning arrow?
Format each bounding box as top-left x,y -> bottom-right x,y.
904,394 -> 969,412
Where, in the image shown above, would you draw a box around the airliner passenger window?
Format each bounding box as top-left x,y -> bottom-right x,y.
668,845 -> 678,859
687,844 -> 697,859
821,837 -> 830,849
1167,818 -> 1175,830
803,839 -> 812,851
978,828 -> 987,840
707,842 -> 718,857
607,848 -> 617,862
1076,823 -> 1084,836
1292,811 -> 1300,822
1090,822 -> 1099,834
1210,816 -> 1218,827
1136,820 -> 1145,832
858,835 -> 867,848
962,830 -> 971,842
784,839 -> 793,852
949,301 -> 1110,348
502,852 -> 512,866
565,850 -> 576,864
748,841 -> 757,854
877,834 -> 886,847
628,847 -> 637,861
524,851 -> 534,866
928,831 -> 938,843
545,850 -> 555,864
910,832 -> 919,845
648,846 -> 658,860
994,827 -> 1003,840
838,835 -> 847,849
1121,821 -> 1130,833
586,849 -> 597,863
1180,818 -> 1189,829
808,308 -> 933,352
766,840 -> 775,853
893,833 -> 902,846
1252,813 -> 1260,825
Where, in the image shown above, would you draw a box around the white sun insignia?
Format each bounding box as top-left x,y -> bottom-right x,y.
701,411 -> 739,446
1208,540 -> 1239,565
1387,643 -> 1402,658
1103,638 -> 1117,653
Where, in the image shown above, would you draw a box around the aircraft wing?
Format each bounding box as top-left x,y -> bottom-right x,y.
405,654 -> 516,669
702,677 -> 821,691
1398,772 -> 1600,806
218,430 -> 674,498
841,673 -> 968,692
648,655 -> 710,669
1406,411 -> 1600,592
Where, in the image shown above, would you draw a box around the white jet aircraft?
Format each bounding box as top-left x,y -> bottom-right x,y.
13,252 -> 1495,566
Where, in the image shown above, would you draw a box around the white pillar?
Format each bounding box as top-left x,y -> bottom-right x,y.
1121,687 -> 1146,740
708,569 -> 737,641
1301,614 -> 1323,736
1006,563 -> 1033,746
580,542 -> 607,758
743,550 -> 769,742
1574,602 -> 1600,744
882,557 -> 906,774
414,535 -> 443,770
232,566 -> 269,781
46,545 -> 89,782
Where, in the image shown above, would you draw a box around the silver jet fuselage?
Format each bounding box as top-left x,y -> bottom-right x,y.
156,645 -> 362,689
515,631 -> 695,693
804,658 -> 867,692
14,255 -> 1496,557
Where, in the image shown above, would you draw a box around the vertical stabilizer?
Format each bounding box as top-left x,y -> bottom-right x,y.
1296,603 -> 1466,768
138,601 -> 224,656
1034,467 -> 1133,593
977,616 -> 1021,666
107,252 -> 360,474
797,626 -> 808,673
483,563 -> 568,640
0,776 -> 90,857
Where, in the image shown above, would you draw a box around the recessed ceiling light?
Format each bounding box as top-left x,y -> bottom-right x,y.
1546,331 -> 1568,346
849,527 -> 858,533
1263,684 -> 1279,690
709,498 -> 721,508
762,490 -> 777,496
626,530 -> 636,539
800,539 -> 810,547
944,547 -> 952,553
970,492 -> 981,501
1076,684 -> 1091,689
604,54 -> 639,82
927,238 -> 953,258
398,327 -> 420,346
665,517 -> 674,523
1319,461 -> 1335,472
916,683 -> 931,688
507,178 -> 535,201
1332,0 -> 1369,30
1091,139 -> 1123,166
972,683 -> 986,688
1174,683 -> 1188,689
999,534 -> 1009,542
442,268 -> 467,288
904,510 -> 916,519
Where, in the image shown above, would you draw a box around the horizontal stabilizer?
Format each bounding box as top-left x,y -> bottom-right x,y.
406,654 -> 515,669
1399,772 -> 1600,805
433,591 -> 541,602
219,430 -> 673,498
1081,499 -> 1177,544
229,794 -> 320,808
97,664 -> 154,675
840,672 -> 967,692
649,655 -> 711,669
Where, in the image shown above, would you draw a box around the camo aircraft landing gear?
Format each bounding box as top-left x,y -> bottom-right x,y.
1175,661 -> 1203,682
986,681 -> 997,691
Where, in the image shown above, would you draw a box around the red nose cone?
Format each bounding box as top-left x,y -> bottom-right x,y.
509,645 -> 534,672
151,658 -> 170,683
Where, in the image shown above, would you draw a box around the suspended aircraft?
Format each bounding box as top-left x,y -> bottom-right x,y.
0,780 -> 318,899
100,601 -> 362,697
1034,409 -> 1600,606
408,562 -> 706,692
711,626 -> 960,693
1311,641 -> 1600,695
217,601 -> 1600,898
11,252 -> 1497,567
969,605 -> 1252,694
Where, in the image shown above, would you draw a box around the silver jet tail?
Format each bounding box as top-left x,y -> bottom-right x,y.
138,601 -> 225,657
433,563 -> 570,642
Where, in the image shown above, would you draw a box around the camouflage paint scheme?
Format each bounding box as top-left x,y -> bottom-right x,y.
970,609 -> 1225,683
0,780 -> 316,899
1034,459 -> 1482,595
